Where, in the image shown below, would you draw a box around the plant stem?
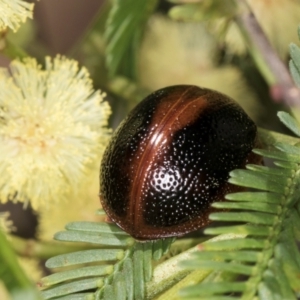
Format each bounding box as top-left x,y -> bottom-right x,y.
154,269 -> 212,300
145,243 -> 202,300
145,233 -> 244,299
236,0 -> 300,106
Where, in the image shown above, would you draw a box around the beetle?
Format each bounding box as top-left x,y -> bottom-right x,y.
100,85 -> 258,240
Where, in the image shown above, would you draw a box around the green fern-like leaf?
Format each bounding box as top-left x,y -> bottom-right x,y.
40,116 -> 300,299
179,112 -> 300,300
40,219 -> 174,299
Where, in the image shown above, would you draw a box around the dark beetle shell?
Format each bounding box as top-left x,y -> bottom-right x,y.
100,85 -> 257,240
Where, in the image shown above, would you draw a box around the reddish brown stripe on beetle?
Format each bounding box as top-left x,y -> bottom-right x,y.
129,88 -> 210,234
128,86 -> 195,225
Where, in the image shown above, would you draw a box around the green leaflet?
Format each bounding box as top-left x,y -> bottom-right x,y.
40,265 -> 113,287
289,43 -> 300,89
54,231 -> 134,247
180,282 -> 246,297
179,112 -> 300,300
212,200 -> 280,213
42,278 -> 104,300
205,224 -> 270,236
225,191 -> 283,204
253,148 -> 300,163
45,249 -> 125,268
228,169 -> 288,193
190,250 -> 260,263
277,111 -> 300,138
65,221 -> 129,235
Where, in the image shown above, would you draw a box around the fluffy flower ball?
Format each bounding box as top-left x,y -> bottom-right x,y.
0,0 -> 33,32
0,57 -> 111,209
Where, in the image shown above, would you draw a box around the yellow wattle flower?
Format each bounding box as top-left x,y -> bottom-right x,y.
0,0 -> 33,32
0,56 -> 111,209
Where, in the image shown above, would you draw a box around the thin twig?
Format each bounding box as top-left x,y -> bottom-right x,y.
236,2 -> 300,107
